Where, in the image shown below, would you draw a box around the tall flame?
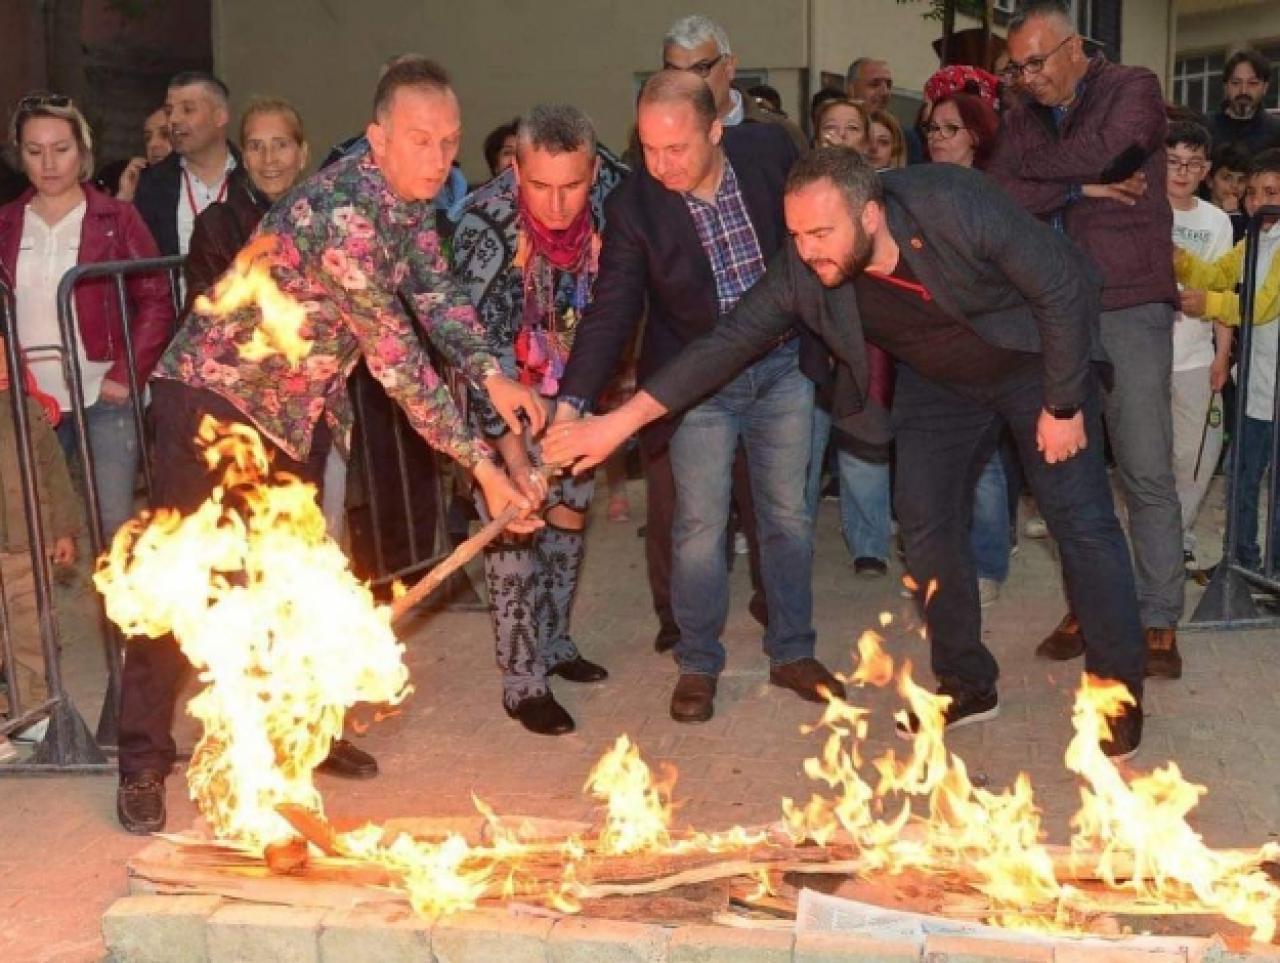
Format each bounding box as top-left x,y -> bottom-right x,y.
193,235 -> 314,365
95,418 -> 410,848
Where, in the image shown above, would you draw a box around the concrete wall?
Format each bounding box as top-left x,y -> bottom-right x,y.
212,0 -> 807,182
1176,2 -> 1280,55
1124,0 -> 1174,92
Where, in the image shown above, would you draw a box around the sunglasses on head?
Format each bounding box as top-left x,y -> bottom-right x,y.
17,93 -> 72,113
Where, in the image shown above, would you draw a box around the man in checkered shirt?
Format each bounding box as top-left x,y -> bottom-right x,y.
555,71 -> 842,724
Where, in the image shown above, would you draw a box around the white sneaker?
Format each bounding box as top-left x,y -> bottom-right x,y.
13,717 -> 47,743
1023,515 -> 1048,539
978,578 -> 1001,608
0,736 -> 16,762
733,532 -> 749,556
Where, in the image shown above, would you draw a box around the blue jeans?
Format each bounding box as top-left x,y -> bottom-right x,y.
1231,416 -> 1279,572
669,341 -> 815,677
892,361 -> 1145,696
971,454 -> 1010,582
56,398 -> 141,542
806,405 -> 891,561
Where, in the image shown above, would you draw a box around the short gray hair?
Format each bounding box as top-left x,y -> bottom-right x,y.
663,14 -> 732,56
1008,0 -> 1074,36
515,104 -> 597,159
637,70 -> 718,131
784,146 -> 883,215
845,57 -> 874,87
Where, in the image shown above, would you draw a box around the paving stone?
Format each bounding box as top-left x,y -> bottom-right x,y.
795,930 -> 923,961
547,917 -> 671,963
1054,945 -> 1185,963
431,908 -> 554,963
101,894 -> 222,963
922,933 -> 1053,963
206,902 -> 325,963
318,905 -> 433,963
668,923 -> 794,963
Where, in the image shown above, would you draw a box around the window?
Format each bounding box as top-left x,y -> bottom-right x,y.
1175,45 -> 1280,114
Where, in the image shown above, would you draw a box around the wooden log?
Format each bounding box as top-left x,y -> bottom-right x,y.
276,803 -> 340,856
264,836 -> 309,875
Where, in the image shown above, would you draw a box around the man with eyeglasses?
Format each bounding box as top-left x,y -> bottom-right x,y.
662,14 -> 807,153
987,0 -> 1183,680
1209,47 -> 1280,158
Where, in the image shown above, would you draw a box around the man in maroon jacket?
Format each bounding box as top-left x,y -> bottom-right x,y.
988,0 -> 1183,680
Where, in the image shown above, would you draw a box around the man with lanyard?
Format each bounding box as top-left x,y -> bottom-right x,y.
134,71 -> 244,258
452,105 -> 627,735
545,148 -> 1147,760
115,58 -> 548,835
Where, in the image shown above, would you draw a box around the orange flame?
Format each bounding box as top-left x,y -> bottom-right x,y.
194,236 -> 314,365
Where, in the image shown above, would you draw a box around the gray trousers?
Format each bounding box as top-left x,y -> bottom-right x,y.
1171,365 -> 1223,553
1099,303 -> 1185,628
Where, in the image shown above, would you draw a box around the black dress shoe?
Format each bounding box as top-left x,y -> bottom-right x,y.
670,673 -> 716,723
853,557 -> 888,578
117,770 -> 167,835
769,657 -> 847,703
654,627 -> 680,654
316,738 -> 378,779
506,693 -> 575,735
548,656 -> 609,683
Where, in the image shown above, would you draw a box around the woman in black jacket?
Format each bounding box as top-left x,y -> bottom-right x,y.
183,97 -> 309,308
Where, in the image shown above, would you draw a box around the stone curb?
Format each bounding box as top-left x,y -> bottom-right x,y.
101,895 -> 1280,963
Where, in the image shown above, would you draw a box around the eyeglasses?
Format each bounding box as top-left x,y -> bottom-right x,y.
1167,157 -> 1208,175
17,93 -> 71,113
663,54 -> 724,78
1001,35 -> 1074,80
923,122 -> 966,140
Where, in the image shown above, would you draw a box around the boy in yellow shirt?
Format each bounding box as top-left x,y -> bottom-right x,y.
1177,149 -> 1280,574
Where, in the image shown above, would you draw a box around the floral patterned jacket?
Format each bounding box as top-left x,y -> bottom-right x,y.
153,152 -> 497,467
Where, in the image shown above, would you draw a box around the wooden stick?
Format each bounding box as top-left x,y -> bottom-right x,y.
389,464 -> 558,624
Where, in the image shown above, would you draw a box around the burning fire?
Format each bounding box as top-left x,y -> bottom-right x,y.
193,235 -> 314,365
92,363 -> 1280,938
95,418 -> 410,849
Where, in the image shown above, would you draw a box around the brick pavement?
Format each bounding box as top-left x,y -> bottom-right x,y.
0,476 -> 1277,961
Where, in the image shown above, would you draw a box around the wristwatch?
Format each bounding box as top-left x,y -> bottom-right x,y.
1044,403 -> 1081,420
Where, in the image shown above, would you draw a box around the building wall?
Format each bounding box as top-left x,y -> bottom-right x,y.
1124,0 -> 1174,91
213,0 -> 807,182
1176,2 -> 1280,55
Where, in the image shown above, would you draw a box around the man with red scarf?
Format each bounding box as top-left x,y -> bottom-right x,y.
452,105 -> 627,735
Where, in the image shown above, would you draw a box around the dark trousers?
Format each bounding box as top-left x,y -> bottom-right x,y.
117,380 -> 329,777
892,361 -> 1145,697
643,441 -> 763,639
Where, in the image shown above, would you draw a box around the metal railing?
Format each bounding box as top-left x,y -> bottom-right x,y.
1187,206 -> 1280,631
55,256 -> 184,748
0,279 -> 109,771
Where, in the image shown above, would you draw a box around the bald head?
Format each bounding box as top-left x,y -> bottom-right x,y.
637,69 -> 718,132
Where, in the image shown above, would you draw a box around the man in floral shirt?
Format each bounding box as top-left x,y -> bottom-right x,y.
116,58 -> 547,835
453,105 -> 626,736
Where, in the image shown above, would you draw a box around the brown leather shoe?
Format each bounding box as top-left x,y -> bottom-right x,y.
670,674 -> 716,723
769,657 -> 847,703
1035,612 -> 1085,661
1144,627 -> 1182,679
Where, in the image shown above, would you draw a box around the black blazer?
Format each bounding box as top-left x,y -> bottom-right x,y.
559,122 -> 819,450
133,144 -> 246,257
644,164 -> 1107,447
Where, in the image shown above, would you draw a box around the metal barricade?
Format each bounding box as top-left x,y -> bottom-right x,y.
0,279 -> 108,770
54,256 -> 184,748
1188,206 -> 1280,631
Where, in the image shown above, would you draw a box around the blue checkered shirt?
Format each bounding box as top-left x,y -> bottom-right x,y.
682,158 -> 767,316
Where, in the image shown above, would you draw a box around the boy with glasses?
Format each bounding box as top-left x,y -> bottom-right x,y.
1165,122 -> 1234,591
